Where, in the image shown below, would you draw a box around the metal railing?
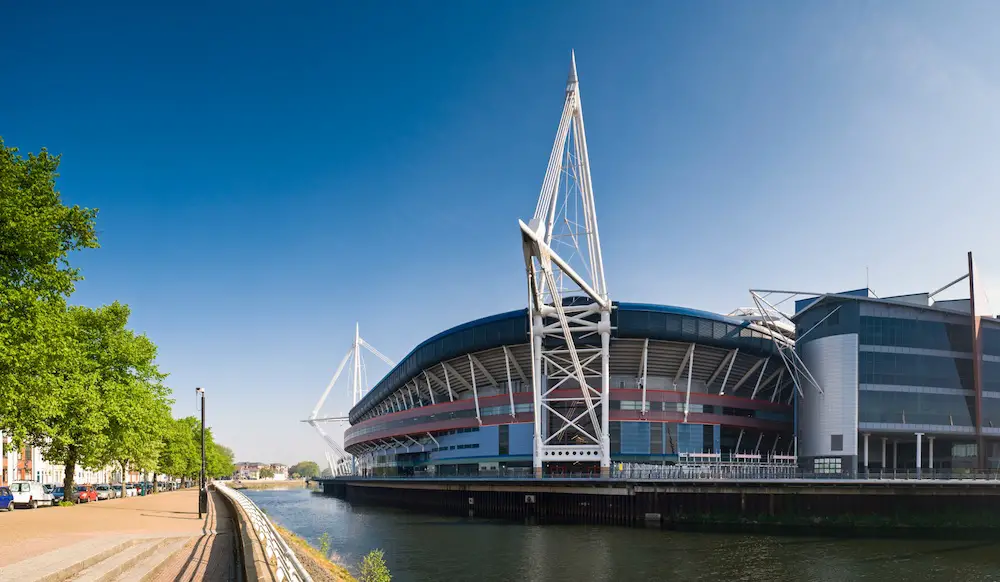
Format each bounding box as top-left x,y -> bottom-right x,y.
335,465 -> 1000,483
214,481 -> 312,582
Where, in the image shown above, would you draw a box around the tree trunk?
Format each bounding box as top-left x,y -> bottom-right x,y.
120,460 -> 128,497
152,472 -> 158,494
63,446 -> 77,504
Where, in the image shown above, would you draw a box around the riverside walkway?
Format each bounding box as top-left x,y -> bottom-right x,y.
0,488 -> 236,581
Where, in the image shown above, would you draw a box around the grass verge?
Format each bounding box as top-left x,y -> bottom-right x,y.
274,524 -> 357,582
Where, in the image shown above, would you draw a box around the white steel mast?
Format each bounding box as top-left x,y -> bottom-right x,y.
520,52 -> 613,477
304,324 -> 395,475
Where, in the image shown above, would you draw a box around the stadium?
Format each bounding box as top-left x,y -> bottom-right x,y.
343,303 -> 796,476
313,55 -> 1000,478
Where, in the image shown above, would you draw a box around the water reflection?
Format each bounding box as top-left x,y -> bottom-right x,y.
245,489 -> 1000,582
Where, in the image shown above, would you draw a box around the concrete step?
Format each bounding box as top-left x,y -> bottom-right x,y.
109,537 -> 191,582
0,536 -> 138,582
70,537 -> 179,582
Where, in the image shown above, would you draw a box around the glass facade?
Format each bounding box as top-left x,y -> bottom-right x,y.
982,395 -> 1000,430
859,352 -> 974,391
860,316 -> 973,352
857,315 -> 976,430
858,390 -> 974,426
980,326 -> 1000,357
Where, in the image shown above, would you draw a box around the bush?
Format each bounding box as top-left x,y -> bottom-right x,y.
318,532 -> 331,556
359,549 -> 391,582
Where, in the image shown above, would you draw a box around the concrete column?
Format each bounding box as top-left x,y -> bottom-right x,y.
881,437 -> 887,469
863,433 -> 870,469
893,440 -> 898,470
928,436 -> 935,471
915,432 -> 924,478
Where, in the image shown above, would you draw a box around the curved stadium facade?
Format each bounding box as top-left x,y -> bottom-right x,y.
345,303 -> 795,476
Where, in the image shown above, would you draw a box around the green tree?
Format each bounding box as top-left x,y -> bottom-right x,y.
259,466 -> 275,479
0,139 -> 98,449
359,549 -> 391,582
289,461 -> 320,479
156,417 -> 197,486
40,303 -> 166,498
320,467 -> 333,477
207,442 -> 235,478
164,416 -> 202,484
103,340 -> 171,491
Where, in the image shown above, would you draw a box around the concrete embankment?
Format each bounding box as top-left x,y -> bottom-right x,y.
318,477 -> 1000,537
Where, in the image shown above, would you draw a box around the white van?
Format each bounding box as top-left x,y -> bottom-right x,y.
10,481 -> 54,509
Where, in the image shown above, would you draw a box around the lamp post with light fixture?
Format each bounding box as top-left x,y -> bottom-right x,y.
197,387 -> 206,518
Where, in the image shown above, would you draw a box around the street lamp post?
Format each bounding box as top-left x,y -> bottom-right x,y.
197,387 -> 207,518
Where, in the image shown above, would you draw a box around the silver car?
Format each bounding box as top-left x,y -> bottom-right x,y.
95,484 -> 113,500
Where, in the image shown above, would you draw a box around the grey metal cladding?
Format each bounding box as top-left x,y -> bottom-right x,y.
799,333 -> 859,458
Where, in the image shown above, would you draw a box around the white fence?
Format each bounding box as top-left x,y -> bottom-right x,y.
214,481 -> 312,582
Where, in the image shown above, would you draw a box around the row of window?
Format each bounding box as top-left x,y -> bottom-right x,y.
858,390 -> 975,426
480,403 -> 533,416
610,401 -> 792,422
983,328 -> 1000,357
427,443 -> 480,453
859,316 -> 973,353
442,427 -> 479,435
858,351 -> 973,391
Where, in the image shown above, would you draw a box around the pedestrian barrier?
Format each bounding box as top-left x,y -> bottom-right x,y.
214,481 -> 312,582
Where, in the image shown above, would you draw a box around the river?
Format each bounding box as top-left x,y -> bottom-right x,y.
245,488 -> 1000,581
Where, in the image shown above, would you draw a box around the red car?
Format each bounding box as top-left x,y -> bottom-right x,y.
75,485 -> 98,503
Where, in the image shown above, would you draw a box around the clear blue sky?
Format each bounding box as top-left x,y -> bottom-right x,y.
4,2 -> 1000,466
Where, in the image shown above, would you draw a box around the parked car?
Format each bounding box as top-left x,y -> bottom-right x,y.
0,487 -> 13,511
10,481 -> 54,509
95,484 -> 113,500
75,485 -> 98,503
52,486 -> 65,503
42,484 -> 53,495
125,484 -> 137,497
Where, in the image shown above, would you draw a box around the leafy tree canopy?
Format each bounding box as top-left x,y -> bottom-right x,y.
39,303 -> 169,494
290,461 -> 320,479
0,139 -> 98,448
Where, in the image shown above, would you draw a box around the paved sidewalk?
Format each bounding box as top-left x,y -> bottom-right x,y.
0,488 -> 236,580
152,489 -> 237,581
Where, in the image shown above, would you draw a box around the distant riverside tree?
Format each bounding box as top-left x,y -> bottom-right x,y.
208,442 -> 235,478
157,418 -> 197,485
290,461 -> 320,479
259,466 -> 275,479
0,139 -> 98,449
320,467 -> 333,478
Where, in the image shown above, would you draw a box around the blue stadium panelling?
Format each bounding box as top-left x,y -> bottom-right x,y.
508,424 -> 533,456
621,422 -> 650,455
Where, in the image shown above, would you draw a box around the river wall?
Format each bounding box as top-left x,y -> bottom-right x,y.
317,478 -> 1000,536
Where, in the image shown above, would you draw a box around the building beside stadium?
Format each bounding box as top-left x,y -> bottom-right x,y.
794,257 -> 1000,474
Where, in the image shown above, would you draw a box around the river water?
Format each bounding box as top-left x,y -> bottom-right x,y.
245,488 -> 1000,582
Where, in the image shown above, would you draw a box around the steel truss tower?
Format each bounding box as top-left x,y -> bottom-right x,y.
304,324 -> 394,476
520,52 -> 612,477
